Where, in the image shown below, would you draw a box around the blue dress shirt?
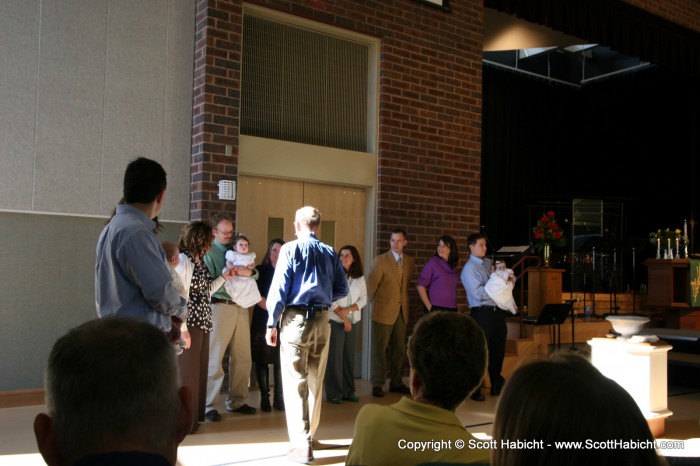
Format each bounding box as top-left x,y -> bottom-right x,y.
266,231 -> 349,327
95,204 -> 187,331
460,254 -> 496,308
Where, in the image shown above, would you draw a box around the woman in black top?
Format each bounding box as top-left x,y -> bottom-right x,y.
250,238 -> 285,412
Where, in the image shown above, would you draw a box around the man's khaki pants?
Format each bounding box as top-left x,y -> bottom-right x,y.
279,309 -> 331,449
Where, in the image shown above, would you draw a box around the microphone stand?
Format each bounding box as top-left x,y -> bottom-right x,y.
564,298 -> 578,350
629,247 -> 640,316
592,247 -> 596,316
580,272 -> 587,318
602,249 -> 620,317
612,249 -> 619,315
568,219 -> 575,302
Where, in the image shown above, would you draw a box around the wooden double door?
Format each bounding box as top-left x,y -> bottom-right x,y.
237,175 -> 366,261
237,175 -> 368,375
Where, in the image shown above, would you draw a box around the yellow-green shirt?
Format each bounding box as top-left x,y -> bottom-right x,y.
346,397 -> 491,465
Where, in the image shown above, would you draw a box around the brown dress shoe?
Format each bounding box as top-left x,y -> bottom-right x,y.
372,386 -> 384,397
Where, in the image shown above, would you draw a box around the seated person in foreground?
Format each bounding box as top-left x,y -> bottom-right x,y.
33,317 -> 192,466
345,311 -> 490,466
491,351 -> 668,466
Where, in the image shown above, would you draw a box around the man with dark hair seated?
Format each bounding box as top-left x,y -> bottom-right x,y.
33,317 -> 192,466
346,311 -> 491,466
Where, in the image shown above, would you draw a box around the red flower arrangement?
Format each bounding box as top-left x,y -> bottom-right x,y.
532,211 -> 566,252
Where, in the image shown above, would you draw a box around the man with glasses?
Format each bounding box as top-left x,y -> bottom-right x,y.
203,213 -> 259,421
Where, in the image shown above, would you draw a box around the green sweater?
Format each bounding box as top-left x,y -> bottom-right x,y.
204,239 -> 258,301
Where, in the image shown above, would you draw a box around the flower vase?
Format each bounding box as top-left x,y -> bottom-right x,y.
542,243 -> 551,268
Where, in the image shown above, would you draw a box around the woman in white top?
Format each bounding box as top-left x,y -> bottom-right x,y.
324,244 -> 367,404
174,221 -> 233,433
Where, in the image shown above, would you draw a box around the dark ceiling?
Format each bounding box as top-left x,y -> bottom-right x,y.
484,45 -> 652,88
483,8 -> 653,87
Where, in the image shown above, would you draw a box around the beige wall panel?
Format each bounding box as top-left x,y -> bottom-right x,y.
0,1 -> 39,210
100,0 -> 168,215
239,135 -> 377,188
33,0 -> 107,214
0,211 -> 184,391
155,0 -> 195,222
0,0 -> 192,218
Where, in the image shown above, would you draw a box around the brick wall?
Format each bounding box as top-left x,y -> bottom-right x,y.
624,0 -> 700,32
191,0 -> 243,222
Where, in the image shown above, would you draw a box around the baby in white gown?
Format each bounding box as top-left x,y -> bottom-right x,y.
485,260 -> 518,314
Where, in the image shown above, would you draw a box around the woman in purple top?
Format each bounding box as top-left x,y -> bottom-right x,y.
417,235 -> 460,312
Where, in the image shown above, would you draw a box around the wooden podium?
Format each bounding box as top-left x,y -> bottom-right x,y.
644,259 -> 700,329
527,267 -> 565,317
644,259 -> 690,308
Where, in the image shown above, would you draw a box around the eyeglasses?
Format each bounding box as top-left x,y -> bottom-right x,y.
216,229 -> 234,236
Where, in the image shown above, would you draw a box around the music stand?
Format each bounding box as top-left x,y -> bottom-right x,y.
522,303 -> 574,351
564,298 -> 578,350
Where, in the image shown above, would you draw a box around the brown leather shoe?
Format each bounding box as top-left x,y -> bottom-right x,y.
287,447 -> 314,464
372,386 -> 384,397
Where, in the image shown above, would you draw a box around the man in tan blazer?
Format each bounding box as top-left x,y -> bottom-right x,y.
366,228 -> 415,397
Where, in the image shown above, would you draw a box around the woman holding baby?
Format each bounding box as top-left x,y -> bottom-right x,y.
175,221 -> 234,434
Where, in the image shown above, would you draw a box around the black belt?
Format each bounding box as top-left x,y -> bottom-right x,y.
472,305 -> 499,312
286,304 -> 329,320
211,297 -> 236,305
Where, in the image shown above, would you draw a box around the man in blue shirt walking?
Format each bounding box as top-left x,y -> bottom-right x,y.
266,206 -> 348,464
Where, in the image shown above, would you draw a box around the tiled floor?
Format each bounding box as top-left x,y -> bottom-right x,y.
1,379 -> 699,465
